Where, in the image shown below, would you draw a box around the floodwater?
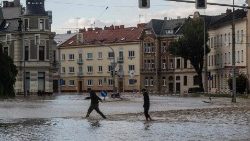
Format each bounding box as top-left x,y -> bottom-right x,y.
0,94 -> 250,141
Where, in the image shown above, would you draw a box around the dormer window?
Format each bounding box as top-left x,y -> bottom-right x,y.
145,30 -> 152,34
4,23 -> 9,29
165,29 -> 173,34
24,19 -> 29,31
39,19 -> 45,30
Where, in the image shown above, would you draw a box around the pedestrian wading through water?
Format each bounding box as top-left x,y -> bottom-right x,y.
142,88 -> 152,121
85,88 -> 106,119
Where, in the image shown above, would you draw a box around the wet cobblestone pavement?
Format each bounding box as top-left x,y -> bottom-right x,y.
0,94 -> 250,141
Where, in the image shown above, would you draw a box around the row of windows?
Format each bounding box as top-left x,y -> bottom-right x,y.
144,75 -> 198,86
209,30 -> 244,48
61,79 -> 137,86
24,18 -> 47,31
61,65 -> 135,74
143,58 -> 188,70
61,51 -> 135,61
208,50 -> 244,67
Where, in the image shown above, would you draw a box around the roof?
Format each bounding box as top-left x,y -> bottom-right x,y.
60,25 -> 144,47
208,9 -> 247,28
54,33 -> 77,46
0,18 -> 19,32
146,18 -> 186,37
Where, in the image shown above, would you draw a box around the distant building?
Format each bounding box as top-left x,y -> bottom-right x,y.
58,25 -> 144,92
140,18 -> 199,94
0,0 -> 56,95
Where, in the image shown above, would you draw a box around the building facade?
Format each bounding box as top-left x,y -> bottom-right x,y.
0,0 -> 55,95
58,25 -> 144,93
140,18 -> 199,94
207,9 -> 249,93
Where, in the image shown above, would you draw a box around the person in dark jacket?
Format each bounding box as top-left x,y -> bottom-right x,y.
142,88 -> 152,121
85,88 -> 106,119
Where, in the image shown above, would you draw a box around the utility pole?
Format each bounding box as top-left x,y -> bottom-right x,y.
232,0 -> 237,103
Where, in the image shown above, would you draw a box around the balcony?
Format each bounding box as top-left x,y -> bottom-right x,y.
77,58 -> 83,65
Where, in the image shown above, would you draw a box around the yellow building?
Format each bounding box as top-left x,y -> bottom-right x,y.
58,25 -> 144,93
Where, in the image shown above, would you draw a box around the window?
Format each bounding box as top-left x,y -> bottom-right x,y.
228,33 -> 231,46
128,51 -> 135,57
184,76 -> 187,86
79,53 -> 82,59
184,59 -> 187,68
108,79 -> 113,85
87,53 -> 93,60
6,34 -> 11,44
24,19 -> 29,31
162,59 -> 166,69
237,30 -> 239,43
3,47 -> 8,55
79,66 -> 83,74
98,66 -> 103,72
150,77 -> 154,86
228,52 -> 231,64
35,34 -> 40,45
87,80 -> 93,86
61,79 -> 65,86
241,50 -> 244,62
25,46 -> 29,60
108,65 -> 113,72
208,56 -> 210,66
98,52 -> 102,59
193,75 -> 199,85
145,77 -> 149,86
241,30 -> 244,42
87,66 -> 93,73
98,79 -> 103,86
176,59 -> 181,69
69,67 -> 75,73
108,52 -> 114,58
61,67 -> 65,73
62,54 -> 65,60
225,53 -> 227,64
170,59 -> 174,69
69,54 -> 74,60
162,77 -> 166,86
237,51 -> 240,63
39,19 -> 45,30
129,65 -> 135,71
39,46 -> 45,61
69,80 -> 75,86
128,79 -> 136,85
176,76 -> 180,81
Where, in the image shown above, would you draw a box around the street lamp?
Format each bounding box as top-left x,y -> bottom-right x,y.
232,0 -> 237,103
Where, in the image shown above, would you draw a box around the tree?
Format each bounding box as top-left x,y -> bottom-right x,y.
228,74 -> 248,94
0,44 -> 18,98
168,18 -> 210,91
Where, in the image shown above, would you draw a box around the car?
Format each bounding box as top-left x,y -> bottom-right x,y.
188,87 -> 204,93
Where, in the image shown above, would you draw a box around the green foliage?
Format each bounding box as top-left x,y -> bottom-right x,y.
169,18 -> 210,91
228,74 -> 248,94
0,44 -> 18,98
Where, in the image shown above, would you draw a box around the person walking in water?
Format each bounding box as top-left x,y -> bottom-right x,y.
85,88 -> 106,119
142,88 -> 152,121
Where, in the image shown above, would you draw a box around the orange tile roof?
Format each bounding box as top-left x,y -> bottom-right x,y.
60,24 -> 145,47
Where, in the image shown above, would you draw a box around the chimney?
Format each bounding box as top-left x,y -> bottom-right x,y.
177,16 -> 181,19
120,25 -> 125,29
87,28 -> 93,31
14,0 -> 20,6
3,1 -> 8,7
104,26 -> 109,30
137,23 -> 145,28
109,25 -> 114,30
115,26 -> 119,29
79,28 -> 86,32
67,30 -> 71,34
95,27 -> 102,31
226,9 -> 232,15
164,17 -> 168,20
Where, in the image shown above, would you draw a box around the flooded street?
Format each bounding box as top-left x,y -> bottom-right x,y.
0,94 -> 250,141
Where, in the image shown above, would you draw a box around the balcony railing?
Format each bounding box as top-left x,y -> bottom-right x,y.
77,58 -> 83,65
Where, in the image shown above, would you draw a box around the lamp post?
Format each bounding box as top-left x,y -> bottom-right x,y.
232,0 -> 237,103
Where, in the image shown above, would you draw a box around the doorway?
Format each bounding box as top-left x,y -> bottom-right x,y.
78,81 -> 83,92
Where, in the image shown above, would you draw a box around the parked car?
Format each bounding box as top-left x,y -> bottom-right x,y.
188,87 -> 204,93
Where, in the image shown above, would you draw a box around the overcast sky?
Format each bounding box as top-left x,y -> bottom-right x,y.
20,0 -> 247,34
